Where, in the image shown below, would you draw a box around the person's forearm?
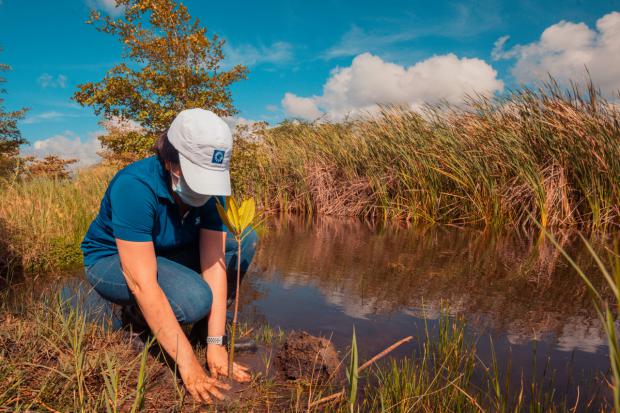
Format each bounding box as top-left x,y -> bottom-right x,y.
199,229 -> 228,339
133,284 -> 199,370
203,270 -> 227,337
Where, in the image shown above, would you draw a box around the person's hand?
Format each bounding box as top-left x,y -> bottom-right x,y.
179,359 -> 230,404
207,344 -> 251,382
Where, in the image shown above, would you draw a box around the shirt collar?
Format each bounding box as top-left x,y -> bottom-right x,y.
152,156 -> 175,203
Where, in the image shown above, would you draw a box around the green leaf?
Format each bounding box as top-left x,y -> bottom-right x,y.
347,326 -> 359,409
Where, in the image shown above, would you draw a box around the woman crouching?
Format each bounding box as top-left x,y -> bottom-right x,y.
78,109 -> 257,403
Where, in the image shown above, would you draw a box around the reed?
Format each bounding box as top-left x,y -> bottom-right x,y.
240,81 -> 620,232
0,165 -> 114,273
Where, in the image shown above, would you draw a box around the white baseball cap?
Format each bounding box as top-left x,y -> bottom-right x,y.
167,108 -> 233,196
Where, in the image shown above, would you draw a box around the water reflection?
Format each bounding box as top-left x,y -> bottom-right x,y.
241,217 -> 611,359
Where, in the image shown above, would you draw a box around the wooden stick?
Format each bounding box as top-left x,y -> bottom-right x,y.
308,390 -> 345,408
358,335 -> 413,372
308,335 -> 414,408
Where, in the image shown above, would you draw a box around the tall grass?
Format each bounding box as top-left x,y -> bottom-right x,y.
0,165 -> 114,273
239,82 -> 620,232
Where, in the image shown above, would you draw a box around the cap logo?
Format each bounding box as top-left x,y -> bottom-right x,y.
212,150 -> 225,165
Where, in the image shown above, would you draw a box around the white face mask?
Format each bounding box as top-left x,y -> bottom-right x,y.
171,171 -> 211,207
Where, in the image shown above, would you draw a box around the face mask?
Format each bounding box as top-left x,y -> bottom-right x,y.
171,171 -> 211,207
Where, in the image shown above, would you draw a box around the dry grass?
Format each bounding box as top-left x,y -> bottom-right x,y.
0,165 -> 115,273
240,82 -> 619,232
1,283 -> 602,412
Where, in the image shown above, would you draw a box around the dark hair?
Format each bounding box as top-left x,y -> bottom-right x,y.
153,130 -> 179,164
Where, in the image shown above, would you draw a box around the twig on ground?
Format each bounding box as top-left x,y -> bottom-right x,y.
308,335 -> 414,408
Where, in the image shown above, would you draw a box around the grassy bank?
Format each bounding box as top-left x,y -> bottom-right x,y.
0,283 -> 604,412
239,82 -> 619,232
0,166 -> 114,275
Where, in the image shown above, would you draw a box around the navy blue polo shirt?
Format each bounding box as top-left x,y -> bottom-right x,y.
81,156 -> 226,266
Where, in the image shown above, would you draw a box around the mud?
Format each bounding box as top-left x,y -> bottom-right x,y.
276,330 -> 341,382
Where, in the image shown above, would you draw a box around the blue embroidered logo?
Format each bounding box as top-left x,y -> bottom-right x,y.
212,150 -> 225,164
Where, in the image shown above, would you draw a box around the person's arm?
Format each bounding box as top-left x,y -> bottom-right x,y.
199,229 -> 250,382
116,239 -> 230,403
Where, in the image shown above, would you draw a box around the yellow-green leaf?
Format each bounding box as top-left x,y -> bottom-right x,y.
240,198 -> 255,230
216,202 -> 235,234
228,196 -> 240,232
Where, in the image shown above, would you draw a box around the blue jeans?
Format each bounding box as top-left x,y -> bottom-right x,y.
62,229 -> 258,331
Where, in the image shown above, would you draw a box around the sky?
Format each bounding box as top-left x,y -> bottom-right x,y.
0,0 -> 619,165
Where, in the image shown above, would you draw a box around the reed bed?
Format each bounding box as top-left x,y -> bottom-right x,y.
243,82 -> 620,232
0,165 -> 114,274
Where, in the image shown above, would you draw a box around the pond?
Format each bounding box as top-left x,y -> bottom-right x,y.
238,217 -> 613,407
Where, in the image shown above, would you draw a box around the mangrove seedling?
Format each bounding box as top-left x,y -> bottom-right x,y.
216,196 -> 261,377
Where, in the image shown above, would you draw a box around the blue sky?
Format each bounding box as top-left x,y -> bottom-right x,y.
0,0 -> 618,164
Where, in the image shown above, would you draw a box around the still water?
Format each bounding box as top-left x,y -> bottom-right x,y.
239,217 -> 612,405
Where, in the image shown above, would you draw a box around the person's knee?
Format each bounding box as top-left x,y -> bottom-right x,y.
181,282 -> 213,324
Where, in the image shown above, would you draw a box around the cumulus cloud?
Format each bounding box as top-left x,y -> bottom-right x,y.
87,0 -> 124,16
282,52 -> 503,121
37,73 -> 67,88
223,41 -> 293,68
493,11 -> 620,96
282,93 -> 323,120
21,131 -> 102,168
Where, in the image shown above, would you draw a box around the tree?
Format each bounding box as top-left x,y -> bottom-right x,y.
0,54 -> 28,178
73,0 -> 248,160
19,155 -> 77,180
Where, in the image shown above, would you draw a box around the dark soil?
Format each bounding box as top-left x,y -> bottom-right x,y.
276,330 -> 341,383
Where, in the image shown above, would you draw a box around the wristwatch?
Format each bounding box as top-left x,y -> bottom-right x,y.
206,335 -> 228,347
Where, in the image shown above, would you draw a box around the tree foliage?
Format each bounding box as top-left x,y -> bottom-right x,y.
19,155 -> 77,180
0,55 -> 28,178
73,0 -> 248,160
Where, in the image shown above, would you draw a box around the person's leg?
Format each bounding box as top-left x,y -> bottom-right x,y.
160,227 -> 259,302
59,254 -> 134,331
183,228 -> 259,345
59,276 -> 123,330
81,254 -> 213,328
153,256 -> 213,325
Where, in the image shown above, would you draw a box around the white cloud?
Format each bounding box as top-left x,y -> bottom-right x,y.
87,0 -> 124,16
21,131 -> 102,168
37,73 -> 67,89
223,116 -> 256,131
493,11 -> 620,96
282,93 -> 323,120
282,52 -> 504,121
223,41 -> 293,68
22,111 -> 78,125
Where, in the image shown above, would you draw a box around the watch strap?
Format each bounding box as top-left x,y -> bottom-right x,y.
206,335 -> 228,346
